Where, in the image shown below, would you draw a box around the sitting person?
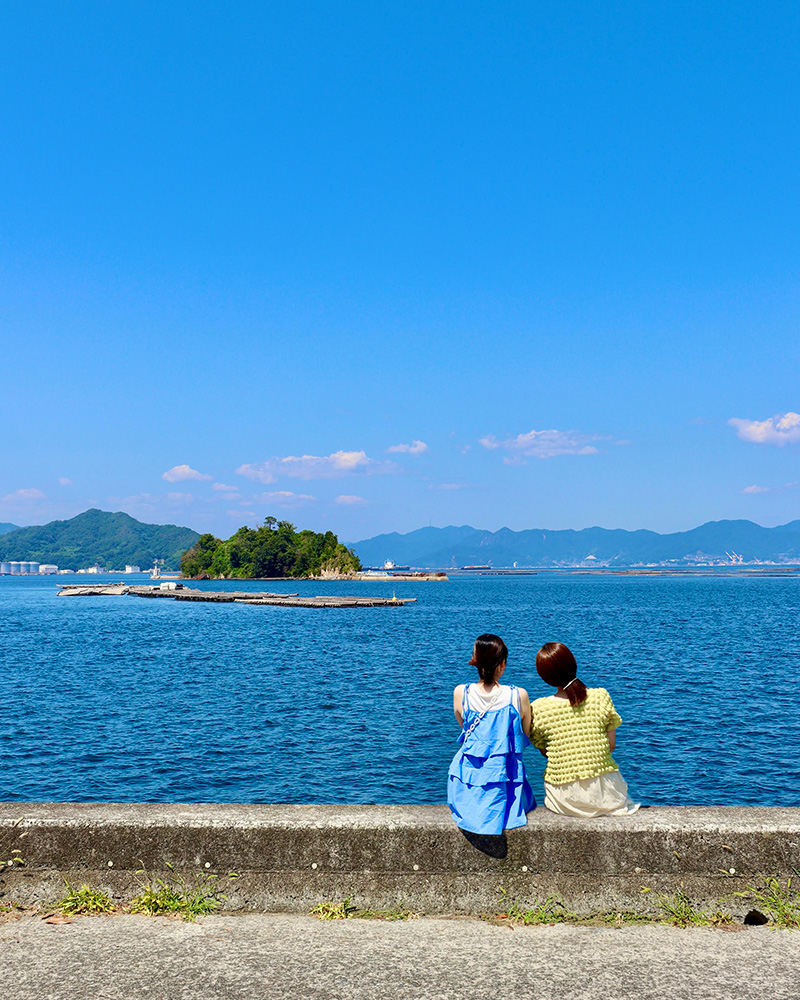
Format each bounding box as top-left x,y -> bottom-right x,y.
447,633 -> 535,835
530,641 -> 639,817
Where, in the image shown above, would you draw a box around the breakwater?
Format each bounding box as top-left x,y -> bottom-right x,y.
57,583 -> 416,608
2,804 -> 798,917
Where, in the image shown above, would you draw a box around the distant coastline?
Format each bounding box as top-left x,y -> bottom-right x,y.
4,509 -> 800,576
349,518 -> 800,570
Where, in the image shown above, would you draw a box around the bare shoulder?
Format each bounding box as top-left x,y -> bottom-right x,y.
516,686 -> 530,702
453,683 -> 466,700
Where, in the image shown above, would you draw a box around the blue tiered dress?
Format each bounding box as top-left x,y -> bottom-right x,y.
447,684 -> 535,835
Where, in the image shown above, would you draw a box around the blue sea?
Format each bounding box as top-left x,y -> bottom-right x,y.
1,573 -> 798,806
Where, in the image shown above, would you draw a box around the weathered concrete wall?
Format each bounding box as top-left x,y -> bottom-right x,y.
2,804 -> 799,916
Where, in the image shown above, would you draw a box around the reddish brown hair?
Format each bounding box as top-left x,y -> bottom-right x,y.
536,642 -> 588,706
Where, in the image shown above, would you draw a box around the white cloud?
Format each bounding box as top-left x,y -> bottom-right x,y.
58,477 -> 73,486
729,412 -> 800,446
742,485 -> 770,494
428,483 -> 467,491
479,428 -> 607,460
1,488 -> 45,503
212,482 -> 238,491
228,509 -> 256,518
234,464 -> 276,484
237,450 -> 392,482
162,464 -> 213,483
387,440 -> 428,455
260,490 -> 317,506
335,494 -> 368,506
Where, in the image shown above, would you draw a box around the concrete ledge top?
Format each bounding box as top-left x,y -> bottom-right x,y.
3,802 -> 800,833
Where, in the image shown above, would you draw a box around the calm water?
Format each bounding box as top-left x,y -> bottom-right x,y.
1,573 -> 798,806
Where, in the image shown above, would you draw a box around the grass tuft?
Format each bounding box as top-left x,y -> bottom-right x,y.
734,874 -> 800,929
58,881 -> 115,915
654,889 -> 731,927
311,896 -> 359,920
495,888 -> 576,925
128,863 -> 236,921
310,897 -> 417,921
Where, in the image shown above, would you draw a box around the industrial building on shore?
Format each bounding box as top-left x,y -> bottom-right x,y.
0,561 -> 55,575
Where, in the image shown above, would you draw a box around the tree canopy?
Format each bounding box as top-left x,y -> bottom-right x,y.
180,517 -> 361,578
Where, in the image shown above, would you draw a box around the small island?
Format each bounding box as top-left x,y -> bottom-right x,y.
180,517 -> 361,579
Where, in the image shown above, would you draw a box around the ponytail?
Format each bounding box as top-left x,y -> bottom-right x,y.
469,633 -> 508,685
562,675 -> 588,707
536,642 -> 588,707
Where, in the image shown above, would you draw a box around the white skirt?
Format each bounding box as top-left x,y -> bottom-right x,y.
544,770 -> 640,818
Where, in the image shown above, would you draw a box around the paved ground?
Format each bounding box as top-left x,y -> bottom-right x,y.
2,913 -> 798,1000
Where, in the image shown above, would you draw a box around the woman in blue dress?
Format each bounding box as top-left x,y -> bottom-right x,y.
447,633 -> 535,835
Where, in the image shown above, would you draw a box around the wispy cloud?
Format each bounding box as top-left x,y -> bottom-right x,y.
237,450 -> 393,482
729,412 -> 800,446
1,488 -> 45,503
212,482 -> 238,491
335,494 -> 368,506
428,483 -> 468,491
58,477 -> 73,486
162,464 -> 213,483
260,491 -> 317,507
742,482 -> 799,496
387,440 -> 428,455
479,428 -> 608,461
166,492 -> 193,504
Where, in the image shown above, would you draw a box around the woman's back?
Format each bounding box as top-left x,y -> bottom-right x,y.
447,633 -> 535,835
530,687 -> 621,786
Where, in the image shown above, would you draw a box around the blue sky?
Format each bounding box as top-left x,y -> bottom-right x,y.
2,1 -> 799,540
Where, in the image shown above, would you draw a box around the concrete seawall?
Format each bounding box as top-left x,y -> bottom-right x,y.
2,804 -> 799,916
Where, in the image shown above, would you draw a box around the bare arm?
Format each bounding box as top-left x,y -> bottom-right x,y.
453,685 -> 465,728
608,728 -> 616,752
517,687 -> 531,737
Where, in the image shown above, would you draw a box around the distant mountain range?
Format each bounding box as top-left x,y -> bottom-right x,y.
350,520 -> 800,568
0,523 -> 20,536
0,509 -> 200,570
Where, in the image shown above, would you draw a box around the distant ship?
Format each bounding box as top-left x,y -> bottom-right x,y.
460,564 -> 491,570
362,560 -> 411,571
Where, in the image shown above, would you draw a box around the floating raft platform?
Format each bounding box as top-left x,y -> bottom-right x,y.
56,583 -> 416,609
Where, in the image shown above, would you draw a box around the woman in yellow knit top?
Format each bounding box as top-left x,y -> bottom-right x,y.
529,642 -> 639,817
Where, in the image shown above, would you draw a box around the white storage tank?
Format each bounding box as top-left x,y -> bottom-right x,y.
9,562 -> 21,575
0,562 -> 11,575
27,562 -> 40,575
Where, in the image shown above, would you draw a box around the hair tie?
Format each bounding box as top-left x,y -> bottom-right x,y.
564,677 -> 580,689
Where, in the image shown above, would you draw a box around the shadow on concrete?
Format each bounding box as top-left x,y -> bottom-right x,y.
459,829 -> 508,858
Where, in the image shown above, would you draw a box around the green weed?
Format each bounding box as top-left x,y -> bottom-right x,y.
496,888 -> 576,925
310,896 -> 359,920
734,874 -> 800,929
58,881 -> 115,915
351,904 -> 417,921
310,897 -> 416,921
654,889 -> 731,927
0,816 -> 27,873
129,863 -> 237,922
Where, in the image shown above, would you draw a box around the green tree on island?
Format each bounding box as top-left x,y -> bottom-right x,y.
179,517 -> 361,579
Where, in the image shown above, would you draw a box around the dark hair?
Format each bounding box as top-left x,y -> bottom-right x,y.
536,642 -> 588,707
469,633 -> 508,685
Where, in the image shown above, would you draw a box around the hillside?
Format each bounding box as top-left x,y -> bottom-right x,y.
0,522 -> 20,536
350,519 -> 800,568
0,509 -> 200,570
181,517 -> 360,578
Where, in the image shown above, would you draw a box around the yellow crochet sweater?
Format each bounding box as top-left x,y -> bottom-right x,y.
529,688 -> 622,786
